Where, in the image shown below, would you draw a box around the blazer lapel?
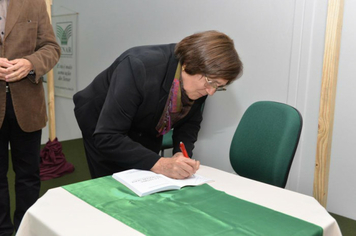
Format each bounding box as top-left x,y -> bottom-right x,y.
5,0 -> 25,40
153,52 -> 178,128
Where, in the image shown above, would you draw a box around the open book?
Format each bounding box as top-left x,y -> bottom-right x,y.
112,169 -> 213,197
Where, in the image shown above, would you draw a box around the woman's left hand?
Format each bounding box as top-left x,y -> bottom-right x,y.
150,153 -> 200,179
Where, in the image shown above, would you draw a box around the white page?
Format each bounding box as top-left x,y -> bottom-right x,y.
113,169 -> 214,197
169,174 -> 214,188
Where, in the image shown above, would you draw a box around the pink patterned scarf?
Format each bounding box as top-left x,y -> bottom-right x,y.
156,63 -> 186,136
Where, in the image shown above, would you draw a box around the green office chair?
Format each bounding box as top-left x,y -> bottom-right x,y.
229,101 -> 302,188
160,102 -> 205,156
161,129 -> 174,156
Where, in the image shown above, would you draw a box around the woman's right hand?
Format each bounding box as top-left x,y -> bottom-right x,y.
150,153 -> 200,179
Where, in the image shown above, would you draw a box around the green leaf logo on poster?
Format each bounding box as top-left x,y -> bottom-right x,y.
56,22 -> 73,55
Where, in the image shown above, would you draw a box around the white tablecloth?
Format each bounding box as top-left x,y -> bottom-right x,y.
17,165 -> 341,236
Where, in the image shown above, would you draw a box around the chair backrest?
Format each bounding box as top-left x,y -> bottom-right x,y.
229,101 -> 302,188
161,129 -> 174,150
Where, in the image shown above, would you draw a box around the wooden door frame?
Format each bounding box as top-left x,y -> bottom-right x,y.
313,0 -> 344,207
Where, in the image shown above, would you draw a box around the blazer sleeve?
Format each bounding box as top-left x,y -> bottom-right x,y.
23,0 -> 61,83
93,56 -> 161,170
171,98 -> 206,157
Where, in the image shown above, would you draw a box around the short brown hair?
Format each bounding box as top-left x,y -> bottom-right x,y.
175,30 -> 243,84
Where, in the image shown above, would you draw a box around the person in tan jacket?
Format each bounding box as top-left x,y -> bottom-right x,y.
0,0 -> 60,235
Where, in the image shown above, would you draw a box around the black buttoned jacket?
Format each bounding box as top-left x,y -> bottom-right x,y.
74,44 -> 206,173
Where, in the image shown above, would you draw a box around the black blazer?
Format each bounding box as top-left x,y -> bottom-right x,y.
74,44 -> 206,171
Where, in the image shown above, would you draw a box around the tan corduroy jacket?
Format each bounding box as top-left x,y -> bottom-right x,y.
0,0 -> 60,132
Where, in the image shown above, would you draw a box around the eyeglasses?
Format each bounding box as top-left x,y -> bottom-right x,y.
204,76 -> 226,91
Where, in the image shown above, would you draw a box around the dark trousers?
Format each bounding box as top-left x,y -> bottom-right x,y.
0,92 -> 41,236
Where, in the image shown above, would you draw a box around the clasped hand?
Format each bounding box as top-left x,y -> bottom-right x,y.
151,152 -> 200,179
0,58 -> 33,82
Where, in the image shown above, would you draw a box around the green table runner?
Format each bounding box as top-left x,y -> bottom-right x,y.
63,176 -> 322,236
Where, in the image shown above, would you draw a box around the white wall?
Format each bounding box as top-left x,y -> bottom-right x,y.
327,0 -> 356,220
48,0 -> 355,220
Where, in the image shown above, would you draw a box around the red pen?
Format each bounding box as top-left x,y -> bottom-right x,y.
179,142 -> 189,158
